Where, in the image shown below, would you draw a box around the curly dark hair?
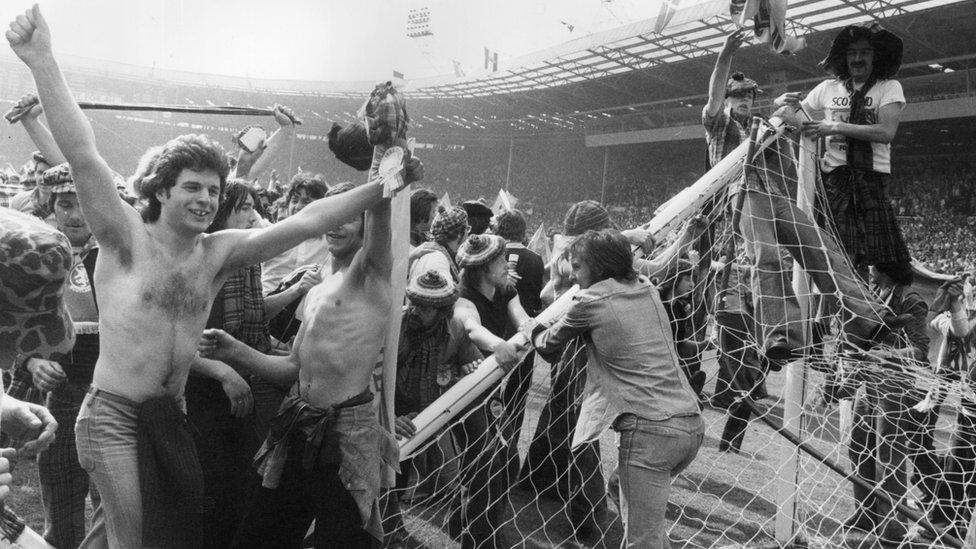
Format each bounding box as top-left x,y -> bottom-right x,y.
135,134 -> 230,223
494,209 -> 527,243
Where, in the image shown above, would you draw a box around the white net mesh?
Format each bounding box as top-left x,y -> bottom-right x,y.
384,119 -> 968,549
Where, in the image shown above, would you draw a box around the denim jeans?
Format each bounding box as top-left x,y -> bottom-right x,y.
739,189 -> 886,346
614,413 -> 704,549
75,387 -> 142,549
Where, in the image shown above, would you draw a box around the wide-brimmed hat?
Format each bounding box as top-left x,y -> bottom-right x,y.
461,199 -> 493,219
457,234 -> 506,268
563,200 -> 613,237
407,270 -> 459,308
726,71 -> 763,97
819,23 -> 903,80
0,207 -> 75,359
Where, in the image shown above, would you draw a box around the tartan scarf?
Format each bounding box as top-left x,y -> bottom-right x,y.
214,265 -> 271,352
398,307 -> 452,411
844,77 -> 877,172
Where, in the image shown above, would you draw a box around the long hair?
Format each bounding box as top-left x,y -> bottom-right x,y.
569,229 -> 637,284
135,134 -> 230,223
206,180 -> 258,233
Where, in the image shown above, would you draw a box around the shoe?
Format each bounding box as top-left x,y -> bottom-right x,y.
717,440 -> 740,454
763,345 -> 805,372
843,512 -> 878,533
690,370 -> 707,396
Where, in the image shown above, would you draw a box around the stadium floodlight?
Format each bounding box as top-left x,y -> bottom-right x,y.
407,7 -> 433,38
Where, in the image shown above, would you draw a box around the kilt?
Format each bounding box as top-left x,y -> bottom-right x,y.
819,167 -> 911,268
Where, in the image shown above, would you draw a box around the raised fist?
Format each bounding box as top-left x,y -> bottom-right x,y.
6,5 -> 53,67
272,104 -> 301,127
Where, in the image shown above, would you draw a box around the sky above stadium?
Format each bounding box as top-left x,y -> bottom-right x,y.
0,0 -> 674,83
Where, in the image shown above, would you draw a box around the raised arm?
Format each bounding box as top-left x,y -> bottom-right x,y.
14,93 -> 66,165
351,197 -> 393,282
242,106 -> 298,181
7,6 -> 140,250
704,30 -> 746,118
218,180 -> 384,271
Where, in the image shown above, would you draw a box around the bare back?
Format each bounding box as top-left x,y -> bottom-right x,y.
296,266 -> 391,408
92,227 -> 228,401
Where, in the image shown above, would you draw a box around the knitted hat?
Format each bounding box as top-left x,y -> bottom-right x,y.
457,234 -> 506,268
726,71 -> 763,97
430,206 -> 468,243
42,163 -> 75,194
563,200 -> 612,237
820,23 -> 903,80
406,270 -> 459,308
0,207 -> 75,359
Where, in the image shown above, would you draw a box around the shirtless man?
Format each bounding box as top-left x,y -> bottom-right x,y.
7,7 -> 390,547
199,185 -> 398,546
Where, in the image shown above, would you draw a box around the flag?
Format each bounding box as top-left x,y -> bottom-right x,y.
393,69 -> 405,80
731,0 -> 805,53
492,189 -> 515,215
452,60 -> 466,77
484,47 -> 499,72
438,191 -> 452,210
527,223 -> 550,266
654,0 -> 681,33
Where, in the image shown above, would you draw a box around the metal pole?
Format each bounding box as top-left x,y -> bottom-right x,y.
505,138 -> 514,191
600,146 -> 609,204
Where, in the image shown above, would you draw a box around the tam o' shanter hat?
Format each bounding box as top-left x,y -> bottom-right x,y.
0,207 -> 75,360
43,163 -> 75,195
430,206 -> 468,243
726,71 -> 763,97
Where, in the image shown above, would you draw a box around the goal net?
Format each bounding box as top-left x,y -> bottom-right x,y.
384,117 -> 967,549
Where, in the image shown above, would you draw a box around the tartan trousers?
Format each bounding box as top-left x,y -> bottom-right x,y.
38,382 -> 100,549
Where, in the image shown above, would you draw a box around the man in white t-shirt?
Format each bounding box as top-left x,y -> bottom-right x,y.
777,23 -> 910,275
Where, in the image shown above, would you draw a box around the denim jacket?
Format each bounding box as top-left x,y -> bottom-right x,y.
533,276 -> 700,447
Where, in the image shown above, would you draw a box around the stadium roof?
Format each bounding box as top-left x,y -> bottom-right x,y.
400,0 -> 976,136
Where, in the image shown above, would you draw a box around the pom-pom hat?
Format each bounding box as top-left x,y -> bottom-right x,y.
407,270 -> 459,308
456,234 -> 506,268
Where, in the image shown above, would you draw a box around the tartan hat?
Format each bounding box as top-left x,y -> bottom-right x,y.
461,199 -> 493,219
407,270 -> 459,308
328,122 -> 373,172
726,71 -> 763,97
430,206 -> 468,243
564,200 -> 612,237
0,207 -> 75,359
820,23 -> 903,80
42,163 -> 75,194
457,234 -> 506,268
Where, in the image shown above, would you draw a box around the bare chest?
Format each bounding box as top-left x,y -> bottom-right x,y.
138,268 -> 214,321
